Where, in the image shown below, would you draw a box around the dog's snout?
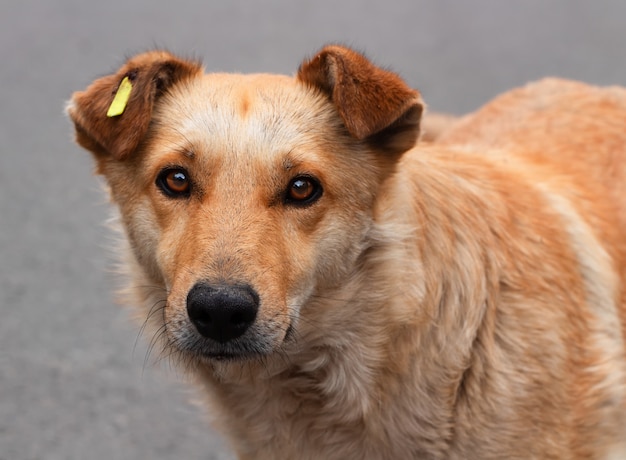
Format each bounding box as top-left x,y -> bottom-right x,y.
186,283 -> 259,343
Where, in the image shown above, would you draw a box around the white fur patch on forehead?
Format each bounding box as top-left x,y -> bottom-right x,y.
151,72 -> 340,160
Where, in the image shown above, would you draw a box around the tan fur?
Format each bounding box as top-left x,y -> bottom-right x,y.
67,46 -> 626,459
419,112 -> 458,142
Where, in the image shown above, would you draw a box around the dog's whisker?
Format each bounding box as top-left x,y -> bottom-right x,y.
143,322 -> 171,371
134,299 -> 167,356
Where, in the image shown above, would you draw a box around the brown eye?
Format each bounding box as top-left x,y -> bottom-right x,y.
156,168 -> 191,197
285,176 -> 322,205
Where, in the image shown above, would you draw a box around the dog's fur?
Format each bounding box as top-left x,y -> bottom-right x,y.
67,46 -> 626,459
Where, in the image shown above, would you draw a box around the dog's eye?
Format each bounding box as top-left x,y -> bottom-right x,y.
285,176 -> 322,205
156,168 -> 191,197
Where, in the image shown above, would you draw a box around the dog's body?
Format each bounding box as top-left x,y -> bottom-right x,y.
68,46 -> 626,459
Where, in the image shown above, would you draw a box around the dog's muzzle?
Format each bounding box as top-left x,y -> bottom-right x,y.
186,283 -> 259,343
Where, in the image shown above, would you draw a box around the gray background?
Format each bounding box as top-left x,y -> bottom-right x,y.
2,1 -> 625,459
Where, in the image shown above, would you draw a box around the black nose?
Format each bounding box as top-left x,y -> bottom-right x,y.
186,283 -> 259,343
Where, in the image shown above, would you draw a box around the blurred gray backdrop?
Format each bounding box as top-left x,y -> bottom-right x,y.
2,1 -> 625,459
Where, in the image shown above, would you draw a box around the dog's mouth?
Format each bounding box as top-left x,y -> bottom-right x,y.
170,320 -> 295,363
195,341 -> 271,362
203,351 -> 252,362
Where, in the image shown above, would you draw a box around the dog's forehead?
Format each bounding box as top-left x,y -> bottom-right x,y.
153,72 -> 334,153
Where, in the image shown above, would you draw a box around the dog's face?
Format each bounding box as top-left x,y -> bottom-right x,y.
68,46 -> 422,363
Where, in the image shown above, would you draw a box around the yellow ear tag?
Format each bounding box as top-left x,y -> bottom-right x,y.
107,76 -> 133,117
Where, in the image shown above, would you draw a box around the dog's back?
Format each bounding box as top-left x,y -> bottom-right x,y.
439,77 -> 626,332
441,78 -> 626,230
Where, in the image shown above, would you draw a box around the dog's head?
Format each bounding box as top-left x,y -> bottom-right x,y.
67,45 -> 422,364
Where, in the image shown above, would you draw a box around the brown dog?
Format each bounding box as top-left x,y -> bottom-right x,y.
67,45 -> 626,459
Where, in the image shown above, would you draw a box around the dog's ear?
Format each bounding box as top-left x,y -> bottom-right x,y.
297,45 -> 423,154
67,51 -> 203,160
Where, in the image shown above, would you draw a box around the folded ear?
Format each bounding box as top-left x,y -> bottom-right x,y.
67,51 -> 203,160
297,45 -> 423,154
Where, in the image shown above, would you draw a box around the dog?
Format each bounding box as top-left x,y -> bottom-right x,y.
67,45 -> 626,459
